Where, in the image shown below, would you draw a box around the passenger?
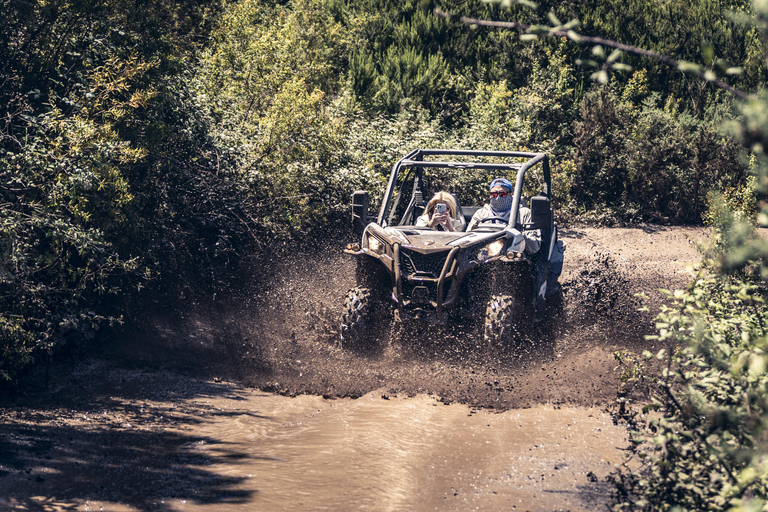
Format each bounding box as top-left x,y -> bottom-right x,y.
467,178 -> 541,254
415,192 -> 464,232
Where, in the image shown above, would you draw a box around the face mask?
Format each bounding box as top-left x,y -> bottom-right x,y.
490,194 -> 513,214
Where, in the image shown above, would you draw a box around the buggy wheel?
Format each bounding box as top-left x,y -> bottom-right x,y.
484,294 -> 529,348
340,287 -> 386,348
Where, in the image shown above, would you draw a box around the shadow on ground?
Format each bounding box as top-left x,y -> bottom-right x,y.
0,353 -> 267,510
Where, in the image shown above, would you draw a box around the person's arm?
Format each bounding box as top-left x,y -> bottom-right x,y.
467,206 -> 488,231
416,211 -> 454,231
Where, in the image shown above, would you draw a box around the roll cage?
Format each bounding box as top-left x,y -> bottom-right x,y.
377,149 -> 552,231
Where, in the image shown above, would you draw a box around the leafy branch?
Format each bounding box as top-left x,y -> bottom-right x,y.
434,6 -> 748,99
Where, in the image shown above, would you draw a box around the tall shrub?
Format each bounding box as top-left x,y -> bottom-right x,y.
0,0 -> 230,383
197,0 -> 349,234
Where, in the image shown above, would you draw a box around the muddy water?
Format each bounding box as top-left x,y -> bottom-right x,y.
185,394 -> 624,512
9,383 -> 626,512
5,227 -> 708,512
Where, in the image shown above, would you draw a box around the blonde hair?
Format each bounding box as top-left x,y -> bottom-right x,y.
425,191 -> 457,219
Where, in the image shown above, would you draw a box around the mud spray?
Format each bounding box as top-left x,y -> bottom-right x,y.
218,226 -> 689,411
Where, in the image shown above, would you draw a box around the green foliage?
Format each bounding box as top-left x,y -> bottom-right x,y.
0,118 -> 139,382
550,158 -> 575,212
331,106 -> 445,211
572,83 -> 746,223
611,278 -> 768,511
197,0 -> 349,234
458,40 -> 579,151
342,0 -> 576,120
719,90 -> 768,279
371,45 -> 453,114
345,3 -> 459,117
627,95 -> 744,223
576,0 -> 764,109
571,87 -> 633,213
702,173 -> 758,262
0,0 -> 226,383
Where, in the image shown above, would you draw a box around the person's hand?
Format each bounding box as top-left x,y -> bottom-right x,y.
430,212 -> 454,231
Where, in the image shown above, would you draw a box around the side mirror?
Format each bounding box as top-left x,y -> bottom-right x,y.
352,190 -> 370,235
529,195 -> 552,229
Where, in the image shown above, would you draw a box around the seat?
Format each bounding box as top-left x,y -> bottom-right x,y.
462,206 -> 481,226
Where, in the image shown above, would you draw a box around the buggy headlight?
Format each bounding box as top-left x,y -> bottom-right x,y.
367,234 -> 384,254
476,239 -> 506,262
486,239 -> 506,257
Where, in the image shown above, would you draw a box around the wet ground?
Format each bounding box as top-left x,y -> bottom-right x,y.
0,226 -> 710,511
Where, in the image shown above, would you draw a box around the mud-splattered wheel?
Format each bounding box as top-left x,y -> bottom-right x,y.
484,294 -> 529,348
340,287 -> 386,348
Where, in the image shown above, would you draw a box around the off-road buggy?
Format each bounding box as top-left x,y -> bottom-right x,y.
341,149 -> 564,348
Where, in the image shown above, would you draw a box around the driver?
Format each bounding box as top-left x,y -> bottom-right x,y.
467,178 -> 541,254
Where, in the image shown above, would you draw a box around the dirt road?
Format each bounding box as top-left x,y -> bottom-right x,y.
0,226 -> 710,511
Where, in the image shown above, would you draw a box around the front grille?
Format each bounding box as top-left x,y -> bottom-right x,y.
402,281 -> 450,305
400,250 -> 448,278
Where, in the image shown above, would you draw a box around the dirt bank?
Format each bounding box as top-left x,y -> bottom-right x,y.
0,226 -> 710,511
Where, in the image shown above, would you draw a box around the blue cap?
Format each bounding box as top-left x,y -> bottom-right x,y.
489,178 -> 513,192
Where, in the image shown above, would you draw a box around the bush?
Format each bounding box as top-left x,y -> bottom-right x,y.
572,87 -> 633,213
0,0 -> 226,383
196,0 -> 350,234
573,82 -> 748,224
612,277 -> 768,511
0,118 -> 139,382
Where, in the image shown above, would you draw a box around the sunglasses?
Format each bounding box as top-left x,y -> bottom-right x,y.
490,191 -> 509,198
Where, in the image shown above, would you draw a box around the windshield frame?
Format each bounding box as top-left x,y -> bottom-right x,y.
377,150 -> 550,230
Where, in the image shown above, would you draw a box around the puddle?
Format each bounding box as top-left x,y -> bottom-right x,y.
187,392 -> 625,512
2,386 -> 626,512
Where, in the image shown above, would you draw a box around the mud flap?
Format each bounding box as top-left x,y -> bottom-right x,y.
547,239 -> 565,295
533,262 -> 548,322
533,230 -> 565,321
